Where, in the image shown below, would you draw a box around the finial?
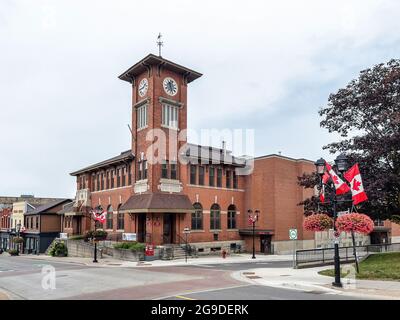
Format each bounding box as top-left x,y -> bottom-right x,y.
157,33 -> 163,57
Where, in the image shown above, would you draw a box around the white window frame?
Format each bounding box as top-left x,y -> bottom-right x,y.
162,104 -> 179,129
137,104 -> 148,130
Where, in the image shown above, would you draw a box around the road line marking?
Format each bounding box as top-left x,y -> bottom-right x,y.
175,295 -> 196,300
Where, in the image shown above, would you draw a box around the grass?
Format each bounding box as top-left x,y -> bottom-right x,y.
318,252 -> 400,281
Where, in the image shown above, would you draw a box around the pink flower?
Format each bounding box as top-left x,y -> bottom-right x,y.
303,214 -> 333,231
335,213 -> 374,234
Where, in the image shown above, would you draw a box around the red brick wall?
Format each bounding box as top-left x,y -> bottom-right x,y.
244,156 -> 315,242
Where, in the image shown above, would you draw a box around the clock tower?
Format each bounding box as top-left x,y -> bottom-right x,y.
119,54 -> 202,195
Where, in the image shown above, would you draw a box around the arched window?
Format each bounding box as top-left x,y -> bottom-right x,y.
117,204 -> 124,230
106,205 -> 113,230
227,204 -> 236,229
210,204 -> 221,230
191,203 -> 203,230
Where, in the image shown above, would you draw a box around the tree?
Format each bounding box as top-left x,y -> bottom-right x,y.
299,59 -> 400,220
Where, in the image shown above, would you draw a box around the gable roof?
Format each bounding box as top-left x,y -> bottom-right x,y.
25,199 -> 72,215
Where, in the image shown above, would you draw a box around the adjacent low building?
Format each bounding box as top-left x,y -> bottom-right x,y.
23,199 -> 72,254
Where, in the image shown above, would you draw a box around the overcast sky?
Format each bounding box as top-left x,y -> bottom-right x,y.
1,0 -> 400,198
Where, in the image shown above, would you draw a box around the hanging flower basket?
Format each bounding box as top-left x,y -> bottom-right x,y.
92,230 -> 108,241
303,213 -> 333,231
335,213 -> 374,234
13,237 -> 24,244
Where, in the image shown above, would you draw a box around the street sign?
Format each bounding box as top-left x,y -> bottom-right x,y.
289,229 -> 298,240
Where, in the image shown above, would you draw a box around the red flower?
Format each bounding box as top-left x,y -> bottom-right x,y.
335,213 -> 374,234
303,214 -> 333,231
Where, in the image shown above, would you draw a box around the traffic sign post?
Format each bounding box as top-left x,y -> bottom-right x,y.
289,228 -> 298,268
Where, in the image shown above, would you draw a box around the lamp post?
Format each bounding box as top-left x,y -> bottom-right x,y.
16,223 -> 21,255
248,209 -> 259,259
183,227 -> 191,263
315,153 -> 349,288
92,205 -> 103,263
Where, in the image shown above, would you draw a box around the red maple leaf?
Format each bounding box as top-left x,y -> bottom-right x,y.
352,179 -> 361,191
331,175 -> 339,185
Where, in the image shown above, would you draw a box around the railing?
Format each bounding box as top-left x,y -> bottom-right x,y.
295,242 -> 400,268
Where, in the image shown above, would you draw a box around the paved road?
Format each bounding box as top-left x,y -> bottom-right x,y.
177,261 -> 292,271
0,255 -> 365,300
163,284 -> 367,300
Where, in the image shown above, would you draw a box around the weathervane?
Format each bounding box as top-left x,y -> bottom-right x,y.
157,33 -> 163,57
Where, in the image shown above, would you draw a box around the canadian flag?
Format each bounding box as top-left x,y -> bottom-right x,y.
344,163 -> 368,205
319,171 -> 330,203
91,209 -> 106,223
325,162 -> 350,195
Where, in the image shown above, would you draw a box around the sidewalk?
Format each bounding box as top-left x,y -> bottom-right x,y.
232,266 -> 400,299
19,253 -> 293,268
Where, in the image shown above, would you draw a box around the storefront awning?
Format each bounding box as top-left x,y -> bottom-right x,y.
119,193 -> 194,213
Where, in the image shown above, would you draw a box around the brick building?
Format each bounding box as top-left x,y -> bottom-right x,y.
62,53 -> 400,254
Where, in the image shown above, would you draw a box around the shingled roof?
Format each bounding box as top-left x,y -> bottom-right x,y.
119,193 -> 194,213
70,150 -> 134,176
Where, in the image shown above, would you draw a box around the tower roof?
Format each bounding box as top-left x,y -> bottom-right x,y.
118,54 -> 202,83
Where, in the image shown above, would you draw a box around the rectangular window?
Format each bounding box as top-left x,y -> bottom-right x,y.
199,166 -> 205,185
117,169 -> 121,187
137,104 -> 148,130
226,170 -> 231,188
96,174 -> 100,191
161,161 -> 168,179
143,160 -> 148,179
209,167 -> 215,187
106,172 -> 110,190
233,170 -> 238,189
190,165 -> 197,184
128,165 -> 132,185
100,173 -> 104,190
92,175 -> 95,191
36,217 -> 39,229
162,104 -> 179,129
217,168 -> 222,188
122,167 -> 126,186
170,162 -> 177,180
137,162 -> 142,181
111,170 -> 114,188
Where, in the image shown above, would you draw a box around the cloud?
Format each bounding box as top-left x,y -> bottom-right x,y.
0,0 -> 400,197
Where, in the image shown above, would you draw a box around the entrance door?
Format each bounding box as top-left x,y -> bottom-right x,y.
163,214 -> 175,244
137,213 -> 146,243
260,235 -> 272,254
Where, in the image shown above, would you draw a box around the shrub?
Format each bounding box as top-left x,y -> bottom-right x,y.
48,241 -> 68,257
69,235 -> 84,241
83,230 -> 94,242
336,213 -> 374,234
113,241 -> 145,252
303,213 -> 333,231
8,249 -> 19,256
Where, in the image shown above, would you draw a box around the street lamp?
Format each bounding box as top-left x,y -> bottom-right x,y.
183,227 -> 191,263
92,205 -> 103,263
315,154 -> 349,288
16,223 -> 21,255
248,209 -> 259,259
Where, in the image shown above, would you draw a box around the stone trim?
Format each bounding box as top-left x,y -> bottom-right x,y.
133,97 -> 150,109
159,96 -> 184,108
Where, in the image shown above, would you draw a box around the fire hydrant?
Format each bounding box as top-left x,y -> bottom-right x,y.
222,249 -> 227,259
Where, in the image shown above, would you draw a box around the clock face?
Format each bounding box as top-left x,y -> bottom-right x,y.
163,77 -> 178,96
138,78 -> 148,97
